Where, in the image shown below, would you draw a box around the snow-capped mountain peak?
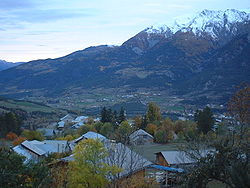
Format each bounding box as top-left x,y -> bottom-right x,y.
145,9 -> 250,39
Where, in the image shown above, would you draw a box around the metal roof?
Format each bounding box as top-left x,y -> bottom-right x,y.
156,150 -> 213,165
21,140 -> 46,156
157,151 -> 195,165
72,122 -> 85,129
104,142 -> 153,178
61,141 -> 153,179
13,145 -> 33,163
58,121 -> 65,128
129,129 -> 154,140
73,116 -> 88,123
18,140 -> 69,158
60,114 -> 74,121
37,128 -> 57,137
74,131 -> 107,143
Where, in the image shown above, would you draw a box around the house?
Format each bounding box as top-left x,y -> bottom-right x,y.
57,121 -> 65,129
72,116 -> 88,123
155,150 -> 213,167
13,140 -> 71,163
73,131 -> 107,144
94,117 -> 101,122
60,114 -> 74,123
129,129 -> 154,145
37,128 -> 58,138
71,121 -> 85,129
56,140 -> 184,186
60,141 -> 153,181
145,165 -> 184,186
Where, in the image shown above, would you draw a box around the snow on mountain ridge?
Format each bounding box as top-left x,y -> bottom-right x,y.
145,9 -> 250,39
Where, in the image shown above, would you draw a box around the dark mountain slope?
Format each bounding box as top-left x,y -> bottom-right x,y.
0,9 -> 249,107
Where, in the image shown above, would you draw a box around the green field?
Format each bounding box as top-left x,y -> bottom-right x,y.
0,98 -> 56,113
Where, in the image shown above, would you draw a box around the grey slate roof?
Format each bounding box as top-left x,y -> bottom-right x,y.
58,121 -> 65,128
21,140 -> 46,156
129,129 -> 154,140
104,142 -> 153,179
157,150 -> 214,165
72,116 -> 88,123
71,121 -> 85,129
37,128 -> 57,137
60,114 -> 74,121
74,131 -> 107,143
13,145 -> 33,163
13,140 -> 70,162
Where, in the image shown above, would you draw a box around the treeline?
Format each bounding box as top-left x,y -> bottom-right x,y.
65,103 -> 215,145
0,112 -> 22,137
100,107 -> 126,124
131,102 -> 215,143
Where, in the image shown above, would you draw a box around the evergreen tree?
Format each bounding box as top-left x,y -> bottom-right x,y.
118,107 -> 126,123
0,112 -> 22,137
107,108 -> 113,123
195,106 -> 214,134
141,115 -> 148,129
101,107 -> 107,123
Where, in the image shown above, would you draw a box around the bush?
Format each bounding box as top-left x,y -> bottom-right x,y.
21,130 -> 44,141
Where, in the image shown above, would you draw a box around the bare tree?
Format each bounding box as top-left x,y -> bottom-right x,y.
228,84 -> 250,137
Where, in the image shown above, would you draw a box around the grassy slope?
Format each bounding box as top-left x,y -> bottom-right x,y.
0,97 -> 56,113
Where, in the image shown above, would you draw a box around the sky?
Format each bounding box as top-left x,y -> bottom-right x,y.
0,0 -> 250,62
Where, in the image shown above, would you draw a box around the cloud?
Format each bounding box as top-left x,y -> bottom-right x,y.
13,9 -> 92,23
0,0 -> 36,10
0,8 -> 93,30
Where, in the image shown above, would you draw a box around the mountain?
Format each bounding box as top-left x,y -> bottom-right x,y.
0,60 -> 24,71
0,9 -> 249,111
124,9 -> 250,53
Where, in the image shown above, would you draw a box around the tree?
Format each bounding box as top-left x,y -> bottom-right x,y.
161,118 -> 174,132
67,139 -> 120,188
119,173 -> 156,188
101,107 -> 108,123
173,120 -> 185,134
228,84 -> 250,136
141,115 -> 148,129
6,132 -> 18,141
118,107 -> 126,123
21,130 -> 44,141
0,148 -> 50,188
115,121 -> 133,144
145,123 -> 157,135
182,134 -> 250,188
112,110 -> 118,125
133,116 -> 142,129
0,112 -> 22,137
101,107 -> 116,123
195,106 -> 214,134
12,136 -> 27,146
100,123 -> 115,138
94,122 -> 104,132
146,102 -> 162,123
154,129 -> 167,143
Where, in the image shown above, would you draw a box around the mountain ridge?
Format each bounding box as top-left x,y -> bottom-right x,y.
0,9 -> 249,111
0,60 -> 24,71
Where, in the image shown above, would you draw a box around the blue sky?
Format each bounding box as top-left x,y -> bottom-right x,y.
0,0 -> 249,62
